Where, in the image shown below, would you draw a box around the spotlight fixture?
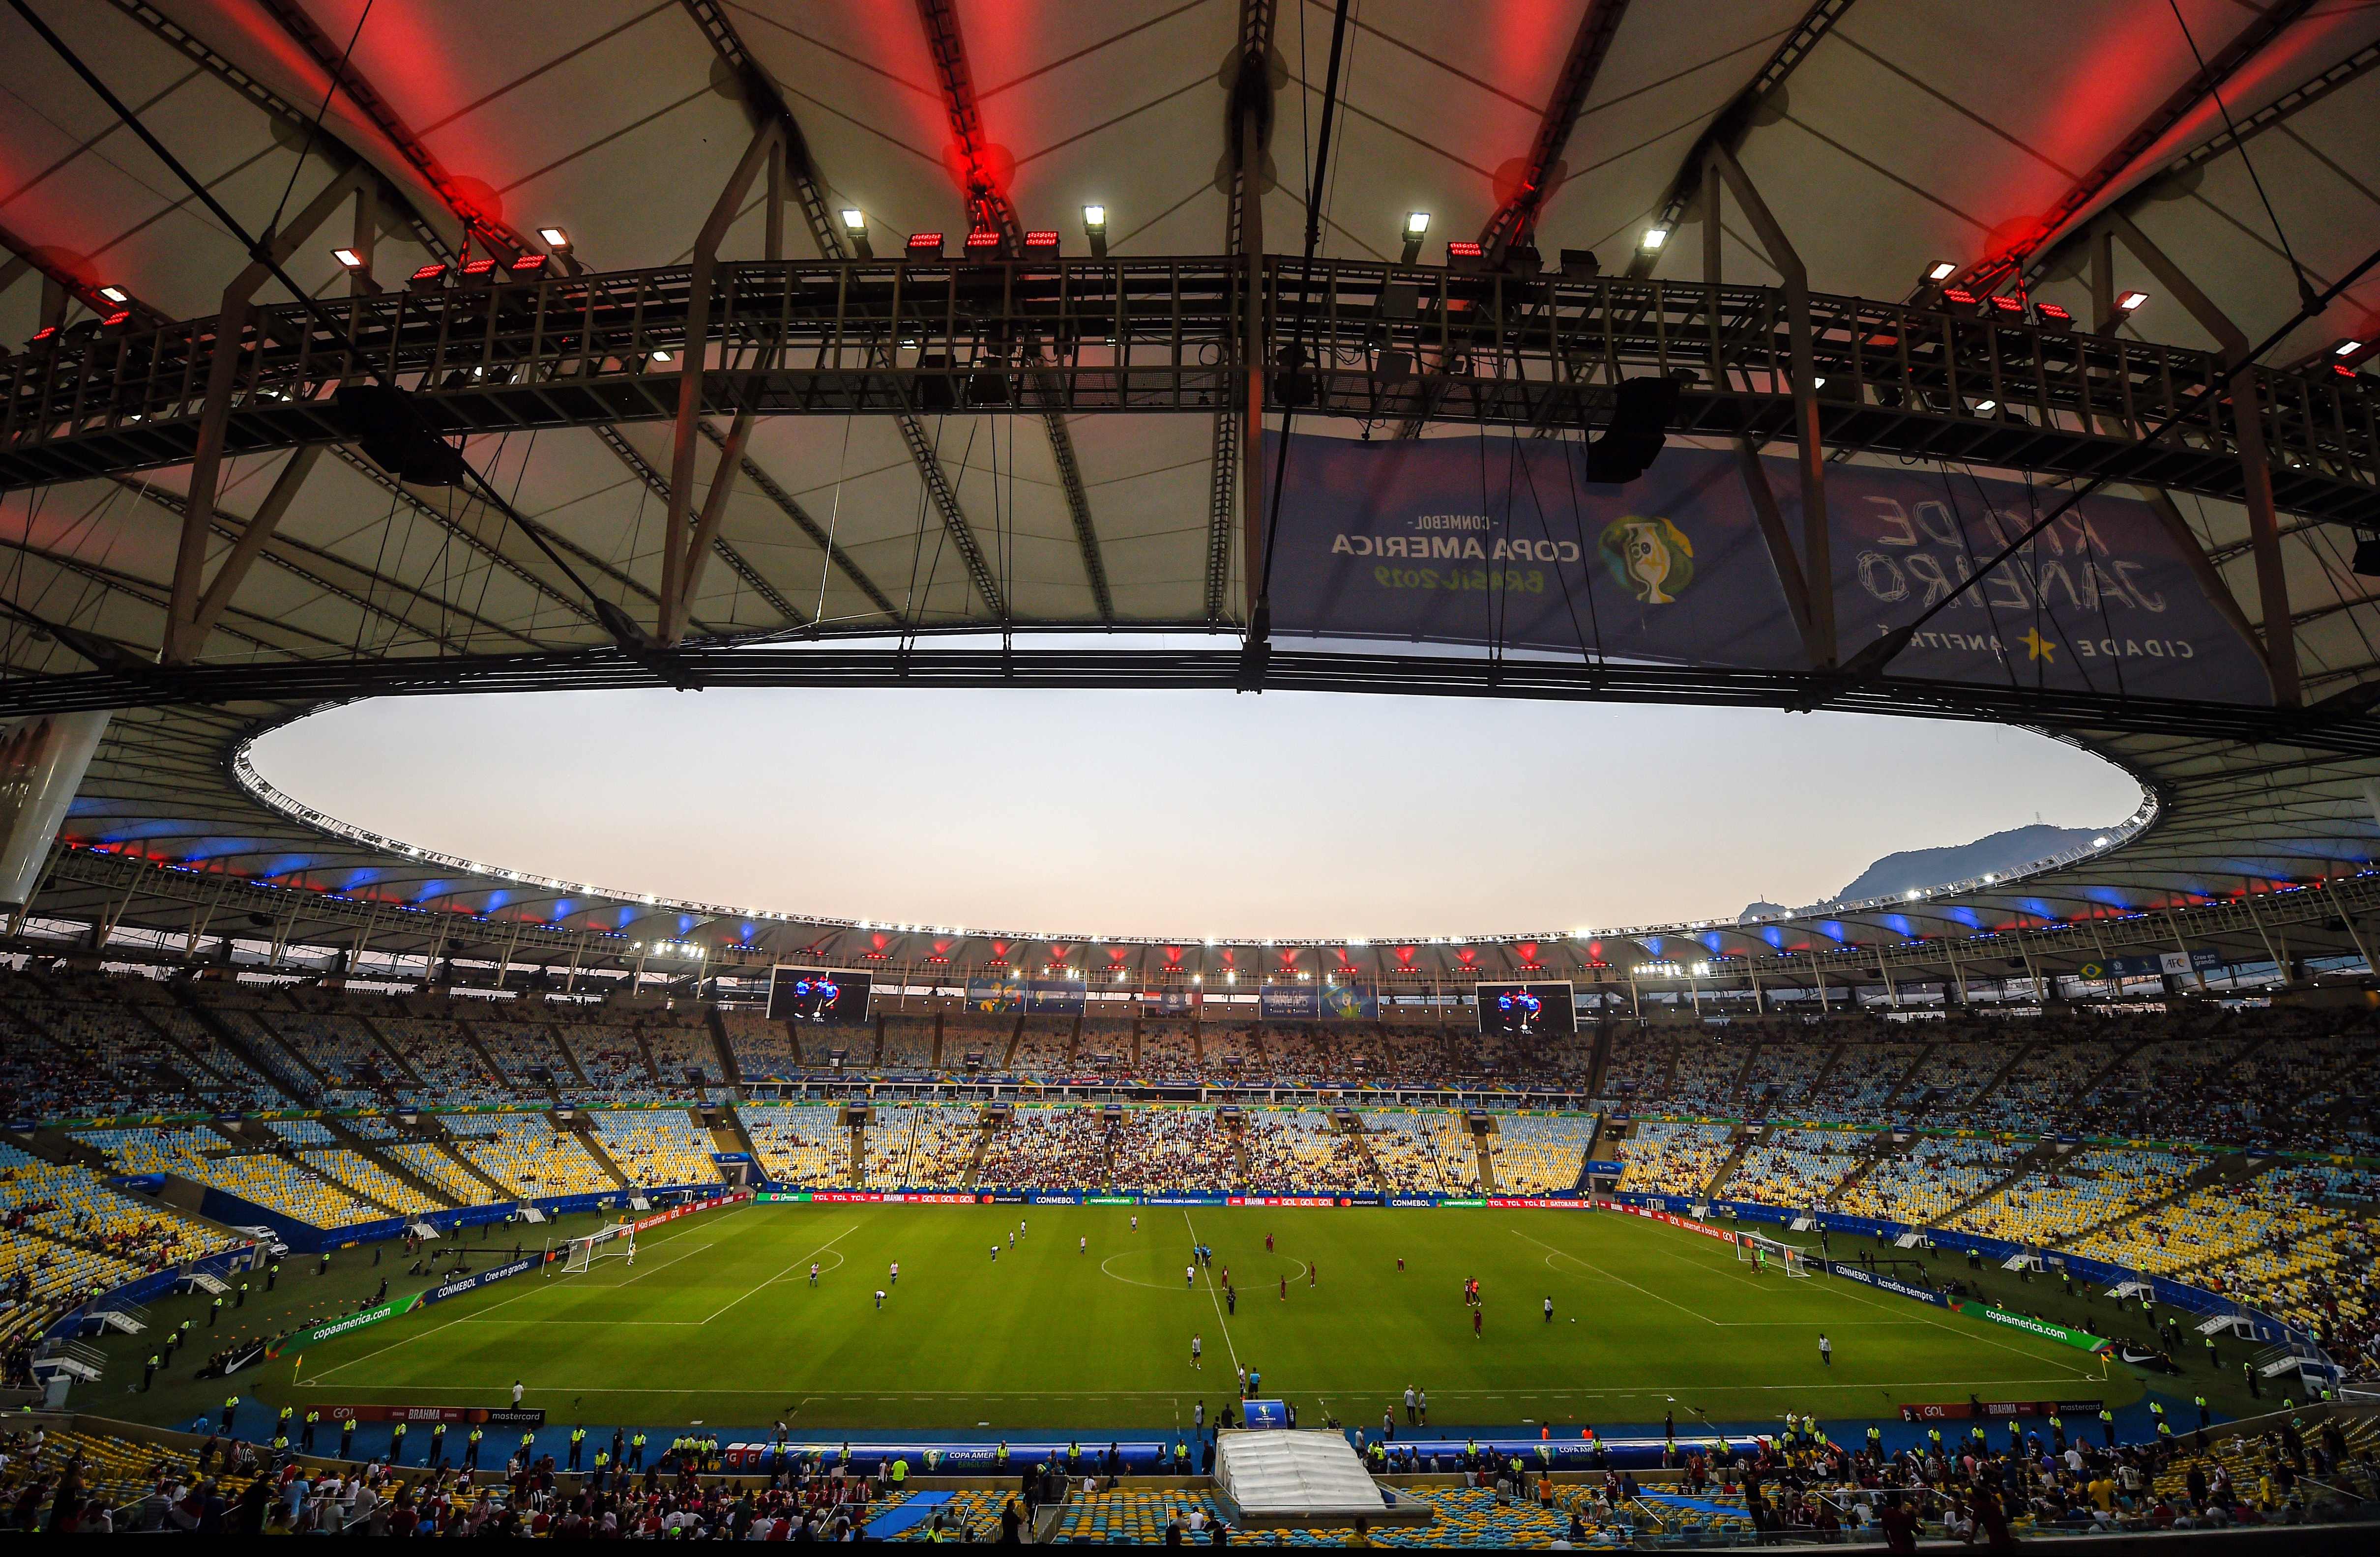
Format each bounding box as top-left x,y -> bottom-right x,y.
538,226 -> 571,249
841,208 -> 872,259
330,248 -> 365,270
1023,230 -> 1060,258
407,261 -> 448,292
1925,260 -> 1957,283
1640,226 -> 1670,252
2034,301 -> 2074,332
905,231 -> 945,260
2335,339 -> 2365,357
2116,289 -> 2149,314
1082,203 -> 1108,259
650,348 -> 673,363
508,253 -> 549,277
98,285 -> 128,304
1446,239 -> 1484,272
1400,211 -> 1429,264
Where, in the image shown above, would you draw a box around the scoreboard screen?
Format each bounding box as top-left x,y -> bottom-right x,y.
767,966 -> 872,1025
1475,981 -> 1576,1037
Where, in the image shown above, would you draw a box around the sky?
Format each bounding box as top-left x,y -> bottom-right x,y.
247,688 -> 2143,940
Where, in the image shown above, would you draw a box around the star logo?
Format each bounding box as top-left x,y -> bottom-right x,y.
2018,627 -> 2058,663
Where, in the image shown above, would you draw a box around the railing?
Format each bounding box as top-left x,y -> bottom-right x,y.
3,257 -> 2373,522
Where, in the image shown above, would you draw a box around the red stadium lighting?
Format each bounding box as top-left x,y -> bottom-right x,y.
964,230 -> 1002,256
905,232 -> 944,259
2034,302 -> 2074,331
408,261 -> 449,291
509,253 -> 550,276
1987,295 -> 2025,318
1939,287 -> 1979,315
1023,230 -> 1059,256
459,258 -> 500,286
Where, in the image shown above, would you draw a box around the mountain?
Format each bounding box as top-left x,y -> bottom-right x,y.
1738,900 -> 1790,922
1825,823 -> 2105,906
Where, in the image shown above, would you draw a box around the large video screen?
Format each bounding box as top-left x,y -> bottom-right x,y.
1476,981 -> 1576,1038
767,966 -> 872,1025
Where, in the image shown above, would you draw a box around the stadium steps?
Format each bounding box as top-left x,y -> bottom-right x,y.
1938,1137 -> 2069,1225
999,1016 -> 1025,1069
704,1005 -> 743,1092
1702,1125 -> 1763,1200
1338,1114 -> 1392,1191
350,1011 -> 424,1085
246,1010 -> 331,1090
1965,1038 -> 2043,1115
1471,1119 -> 1500,1194
1799,1040 -> 1851,1101
424,1128 -> 517,1204
2054,1152 -> 2272,1251
1879,1041 -> 1939,1111
1823,1128 -> 1908,1207
563,1117 -> 634,1189
709,1106 -> 760,1163
319,1116 -> 460,1210
294,1151 -> 403,1217
543,1022 -> 595,1090
1064,1014 -> 1083,1066
1723,1041 -> 1763,1103
452,1017 -> 557,1102
625,1025 -> 668,1087
13,1125 -> 111,1171
1130,1016 -> 1143,1069
1582,1022 -> 1616,1096
867,1015 -> 888,1065
155,989 -> 298,1108
2064,1033 -> 2158,1109
959,1116 -> 993,1187
929,1009 -> 947,1068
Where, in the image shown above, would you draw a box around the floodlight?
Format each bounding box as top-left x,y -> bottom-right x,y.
2116,290 -> 2149,313
1641,226 -> 1669,251
2335,339 -> 2364,357
650,349 -> 673,363
841,209 -> 865,231
1400,211 -> 1430,263
1925,260 -> 1957,283
330,248 -> 365,270
98,285 -> 129,303
538,226 -> 571,249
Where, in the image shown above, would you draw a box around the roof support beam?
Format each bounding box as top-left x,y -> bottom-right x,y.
252,0 -> 529,259
1627,0 -> 1856,279
913,0 -> 1111,620
1955,0 -> 2320,292
1708,144 -> 1831,663
176,443 -> 319,660
677,0 -> 1005,619
1480,0 -> 1635,263
694,421 -> 901,623
169,161 -> 368,664
2095,212 -> 2298,706
1208,0 -> 1277,624
662,119 -> 783,645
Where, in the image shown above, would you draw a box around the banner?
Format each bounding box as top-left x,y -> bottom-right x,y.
283,1293 -> 421,1351
633,1190 -> 749,1232
1265,433 -> 2271,705
1823,1261 -> 1950,1308
1899,1399 -> 2105,1423
965,978 -> 1088,1014
1259,987 -> 1317,1019
1956,1301 -> 2108,1351
419,1253 -> 550,1305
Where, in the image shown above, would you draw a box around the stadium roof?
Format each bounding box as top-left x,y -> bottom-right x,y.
5,0 -> 2380,985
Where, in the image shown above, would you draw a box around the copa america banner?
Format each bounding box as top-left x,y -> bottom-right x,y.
1264,433 -> 2270,704
1259,983 -> 1380,1020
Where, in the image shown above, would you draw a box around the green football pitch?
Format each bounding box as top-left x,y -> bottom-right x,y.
274,1201 -> 2131,1434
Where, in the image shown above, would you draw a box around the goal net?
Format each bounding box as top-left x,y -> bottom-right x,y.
1735,1232 -> 1813,1277
560,1220 -> 636,1275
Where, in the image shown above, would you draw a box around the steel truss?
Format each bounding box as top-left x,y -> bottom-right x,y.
6,641 -> 2379,749
39,831 -> 2380,991
5,258 -> 2372,524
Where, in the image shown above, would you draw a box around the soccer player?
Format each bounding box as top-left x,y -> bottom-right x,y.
1131,1215 -> 1139,1231
1080,1237 -> 1087,1254
1264,1233 -> 1274,1253
1236,1364 -> 1247,1395
1226,1286 -> 1236,1315
1309,1262 -> 1317,1288
1191,1333 -> 1203,1370
1396,1256 -> 1404,1271
1473,1307 -> 1483,1339
810,1262 -> 820,1286
1544,1296 -> 1554,1323
1818,1333 -> 1832,1367
1009,1230 -> 1016,1248
889,1261 -> 899,1286
991,1244 -> 999,1262
1187,1264 -> 1197,1289
875,1289 -> 886,1310
1279,1275 -> 1287,1301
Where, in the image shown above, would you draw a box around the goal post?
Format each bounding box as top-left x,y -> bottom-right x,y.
1735,1231 -> 1814,1277
560,1219 -> 636,1275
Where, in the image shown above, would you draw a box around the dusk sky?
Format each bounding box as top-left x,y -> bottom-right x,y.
249,688 -> 2143,940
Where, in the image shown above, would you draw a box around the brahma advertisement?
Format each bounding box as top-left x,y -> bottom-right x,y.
1264,432 -> 2270,704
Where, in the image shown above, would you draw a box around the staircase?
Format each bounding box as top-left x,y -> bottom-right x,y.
1879,1042 -> 1939,1112
705,1006 -> 744,1093
999,1016 -> 1026,1069
1936,1137 -> 2067,1226
1966,1040 -> 2041,1115
163,988 -> 301,1106
454,1017 -> 551,1103
1824,1128 -> 1907,1208
1471,1119 -> 1500,1195
561,1116 -> 633,1189
1337,1114 -> 1391,1192
350,1011 -> 423,1085
2056,1153 -> 2270,1250
429,1130 -> 517,1204
318,1116 -> 460,1209
542,1022 -> 594,1092
1703,1125 -> 1764,1201
1583,1022 -> 1617,1096
708,1106 -> 759,1160
295,1151 -> 402,1217
959,1114 -> 996,1188
1798,1042 -> 1851,1105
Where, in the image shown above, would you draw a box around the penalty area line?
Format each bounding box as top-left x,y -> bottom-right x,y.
699,1224 -> 861,1325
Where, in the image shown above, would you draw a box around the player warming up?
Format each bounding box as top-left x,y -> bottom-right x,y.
1191,1332 -> 1203,1371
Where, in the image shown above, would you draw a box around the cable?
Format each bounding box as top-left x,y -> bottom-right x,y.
2167,0 -> 2316,313
265,0 -> 376,240
1845,236 -> 2380,683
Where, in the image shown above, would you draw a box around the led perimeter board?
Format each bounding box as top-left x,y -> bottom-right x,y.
767,966 -> 873,1025
1476,981 -> 1576,1037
